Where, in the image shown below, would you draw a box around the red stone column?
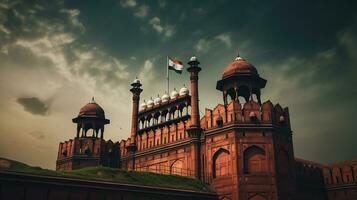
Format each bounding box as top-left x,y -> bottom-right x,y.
187,56 -> 201,128
127,79 -> 142,170
187,56 -> 203,180
130,89 -> 141,145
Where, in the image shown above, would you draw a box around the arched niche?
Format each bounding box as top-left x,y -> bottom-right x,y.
161,110 -> 168,122
154,112 -> 160,122
212,148 -> 231,178
244,145 -> 267,174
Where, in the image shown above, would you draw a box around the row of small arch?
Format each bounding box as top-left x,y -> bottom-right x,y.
139,104 -> 191,129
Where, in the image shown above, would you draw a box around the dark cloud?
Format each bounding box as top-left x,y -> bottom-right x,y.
29,130 -> 45,140
0,0 -> 131,91
17,97 -> 49,116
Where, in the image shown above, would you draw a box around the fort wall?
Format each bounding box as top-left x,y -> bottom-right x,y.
323,160 -> 357,200
0,171 -> 217,200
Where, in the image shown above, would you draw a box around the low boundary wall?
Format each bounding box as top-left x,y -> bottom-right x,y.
0,171 -> 217,200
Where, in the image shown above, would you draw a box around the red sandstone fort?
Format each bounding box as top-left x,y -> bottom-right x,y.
56,56 -> 357,200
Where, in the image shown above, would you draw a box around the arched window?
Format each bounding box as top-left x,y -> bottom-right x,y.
244,146 -> 266,174
213,148 -> 231,178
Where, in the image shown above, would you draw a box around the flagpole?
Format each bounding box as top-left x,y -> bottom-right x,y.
167,56 -> 169,93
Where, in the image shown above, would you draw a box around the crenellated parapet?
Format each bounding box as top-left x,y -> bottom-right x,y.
200,100 -> 291,130
322,160 -> 357,186
295,158 -> 324,185
56,137 -> 120,171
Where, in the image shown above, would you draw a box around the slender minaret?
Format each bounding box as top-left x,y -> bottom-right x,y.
187,56 -> 201,128
127,77 -> 142,170
130,78 -> 142,145
187,56 -> 202,180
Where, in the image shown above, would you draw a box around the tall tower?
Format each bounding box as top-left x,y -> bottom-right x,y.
187,56 -> 203,179
200,55 -> 294,200
56,99 -> 119,171
126,78 -> 142,170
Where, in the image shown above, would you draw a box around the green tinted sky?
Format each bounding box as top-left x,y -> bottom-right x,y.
0,0 -> 356,169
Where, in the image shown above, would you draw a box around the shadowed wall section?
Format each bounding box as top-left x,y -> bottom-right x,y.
0,171 -> 217,200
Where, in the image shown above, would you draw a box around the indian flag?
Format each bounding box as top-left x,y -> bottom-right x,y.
168,57 -> 183,74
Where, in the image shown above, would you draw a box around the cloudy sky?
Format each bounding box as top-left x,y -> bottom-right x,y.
0,0 -> 356,169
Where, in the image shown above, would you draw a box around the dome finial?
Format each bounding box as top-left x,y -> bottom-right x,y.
235,49 -> 244,61
189,55 -> 197,62
91,97 -> 95,103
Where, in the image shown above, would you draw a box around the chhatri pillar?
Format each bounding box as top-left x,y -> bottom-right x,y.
187,56 -> 203,180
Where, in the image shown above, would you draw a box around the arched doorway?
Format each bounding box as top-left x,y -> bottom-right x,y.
244,146 -> 267,174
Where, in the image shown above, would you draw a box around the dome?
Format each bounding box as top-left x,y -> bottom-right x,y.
154,95 -> 161,105
140,100 -> 147,110
147,97 -> 154,108
179,85 -> 189,96
161,93 -> 170,103
132,77 -> 140,84
170,88 -> 179,99
189,56 -> 197,62
79,101 -> 105,118
222,57 -> 258,78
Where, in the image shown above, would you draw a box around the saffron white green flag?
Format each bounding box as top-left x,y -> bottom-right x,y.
168,57 -> 183,74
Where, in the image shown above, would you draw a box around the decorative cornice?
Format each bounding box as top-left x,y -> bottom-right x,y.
204,123 -> 292,136
121,139 -> 193,160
